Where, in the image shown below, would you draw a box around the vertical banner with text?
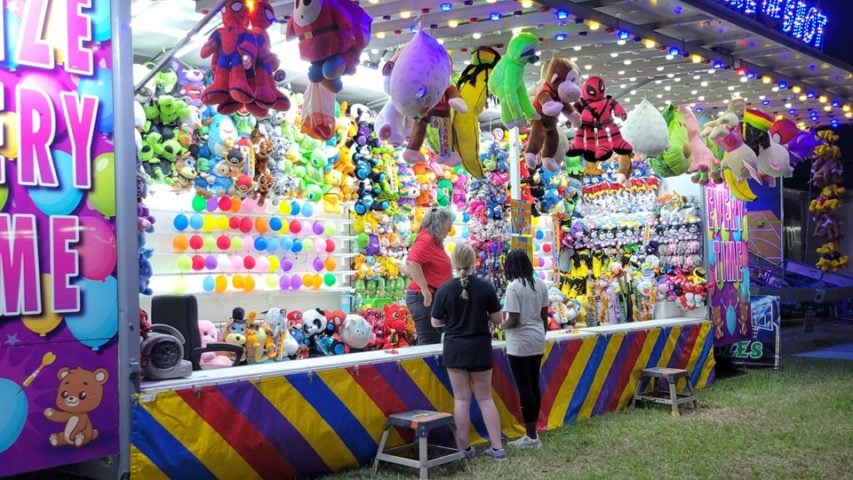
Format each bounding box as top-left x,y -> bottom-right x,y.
0,0 -> 118,476
706,182 -> 752,346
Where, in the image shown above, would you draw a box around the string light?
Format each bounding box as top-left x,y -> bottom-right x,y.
624,59 -> 632,65
777,80 -> 788,89
818,95 -> 828,103
644,39 -> 656,48
823,105 -> 831,112
799,94 -> 807,101
789,108 -> 797,114
843,105 -> 851,112
691,54 -> 702,63
555,33 -> 567,41
792,85 -> 802,93
489,12 -> 501,21
807,90 -> 816,98
736,67 -> 746,76
713,60 -> 724,69
831,99 -> 841,108
520,0 -> 534,8
368,0 -> 379,3
400,10 -> 411,18
440,2 -> 452,11
617,30 -> 630,40
449,19 -> 460,28
512,27 -> 522,34
846,112 -> 853,118
555,9 -> 569,20
376,31 -> 386,39
472,32 -> 482,39
668,46 -> 681,56
588,21 -> 600,30
761,75 -> 772,84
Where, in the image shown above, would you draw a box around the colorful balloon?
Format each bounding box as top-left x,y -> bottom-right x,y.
324,257 -> 337,271
269,217 -> 283,231
229,216 -> 241,230
325,239 -> 336,253
280,237 -> 294,251
240,217 -> 253,233
21,274 -> 63,336
202,276 -> 216,292
64,276 -> 119,350
244,256 -> 256,270
203,235 -> 216,251
0,378 -> 27,454
242,276 -> 256,292
215,215 -> 229,231
290,275 -> 302,290
290,201 -> 301,216
218,196 -> 233,212
87,153 -> 116,218
78,216 -> 117,281
324,221 -> 336,236
189,214 -> 204,230
172,234 -> 188,252
205,255 -> 218,270
302,203 -> 314,217
217,235 -> 231,251
254,237 -> 268,251
291,239 -> 303,253
30,150 -> 83,216
205,196 -> 217,213
173,214 -> 189,231
192,255 -> 205,271
177,255 -> 192,271
78,69 -> 114,133
215,275 -> 228,292
192,195 -> 206,212
312,220 -> 325,235
232,275 -> 244,289
230,197 -> 242,213
303,238 -> 314,253
312,257 -> 325,272
255,217 -> 269,234
289,220 -> 302,234
268,255 -> 280,272
231,236 -> 244,251
323,273 -> 336,287
265,274 -> 278,288
279,275 -> 291,290
255,256 -> 270,272
278,201 -> 292,215
189,234 -> 203,250
281,257 -> 294,272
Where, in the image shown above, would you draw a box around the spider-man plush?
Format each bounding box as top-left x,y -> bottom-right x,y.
568,76 -> 632,162
201,0 -> 257,113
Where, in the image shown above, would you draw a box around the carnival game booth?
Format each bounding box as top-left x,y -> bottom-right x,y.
1,0 -> 850,478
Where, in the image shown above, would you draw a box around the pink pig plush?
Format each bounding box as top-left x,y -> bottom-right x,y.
198,319 -> 233,369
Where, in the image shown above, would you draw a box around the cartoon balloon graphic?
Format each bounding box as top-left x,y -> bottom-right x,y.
0,378 -> 27,453
22,274 -> 64,336
78,216 -> 117,281
30,150 -> 84,215
64,276 -> 119,350
726,305 -> 737,336
0,185 -> 8,212
89,153 -> 116,218
88,1 -> 112,42
0,12 -> 20,70
78,69 -> 114,133
0,111 -> 19,159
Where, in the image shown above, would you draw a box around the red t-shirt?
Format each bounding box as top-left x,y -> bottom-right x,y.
406,230 -> 452,292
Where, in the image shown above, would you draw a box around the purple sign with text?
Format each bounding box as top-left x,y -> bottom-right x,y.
0,0 -> 118,476
706,182 -> 752,347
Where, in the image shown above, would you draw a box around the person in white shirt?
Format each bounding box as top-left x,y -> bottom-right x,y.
500,250 -> 549,448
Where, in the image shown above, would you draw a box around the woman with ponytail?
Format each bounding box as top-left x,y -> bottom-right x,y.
501,250 -> 549,449
431,244 -> 506,461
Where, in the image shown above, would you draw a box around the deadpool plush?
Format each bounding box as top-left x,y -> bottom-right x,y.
568,76 -> 632,162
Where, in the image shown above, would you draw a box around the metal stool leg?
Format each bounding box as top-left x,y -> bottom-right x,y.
373,424 -> 391,473
419,435 -> 429,480
669,380 -> 679,416
631,376 -> 643,408
687,379 -> 699,409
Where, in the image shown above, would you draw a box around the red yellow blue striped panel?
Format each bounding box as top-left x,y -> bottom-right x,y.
132,321 -> 715,478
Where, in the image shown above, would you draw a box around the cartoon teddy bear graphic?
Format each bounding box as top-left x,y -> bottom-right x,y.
44,367 -> 109,447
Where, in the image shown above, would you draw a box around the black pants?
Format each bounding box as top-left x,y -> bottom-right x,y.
406,291 -> 441,345
508,354 -> 543,424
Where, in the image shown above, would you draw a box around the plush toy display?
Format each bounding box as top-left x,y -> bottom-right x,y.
679,104 -> 714,185
389,30 -> 452,121
568,76 -> 632,162
452,47 -> 501,179
198,320 -> 233,368
621,99 -> 669,157
286,0 -> 372,93
248,0 -> 291,113
524,57 -> 582,172
488,32 -> 540,129
201,0 -> 257,112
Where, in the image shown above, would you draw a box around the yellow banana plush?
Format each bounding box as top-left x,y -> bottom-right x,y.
452,47 -> 500,179
723,169 -> 757,202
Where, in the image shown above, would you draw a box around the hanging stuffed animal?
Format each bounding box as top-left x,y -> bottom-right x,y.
248,0 -> 291,114
568,76 -> 632,162
285,0 -> 371,93
488,32 -> 540,129
700,99 -> 758,201
201,0 -> 257,113
374,47 -> 413,147
524,57 -> 582,172
389,30 -> 451,120
647,105 -> 691,177
404,84 -> 467,165
622,98 -> 669,157
679,104 -> 714,185
452,46 -> 501,179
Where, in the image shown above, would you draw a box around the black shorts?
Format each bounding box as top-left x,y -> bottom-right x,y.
443,335 -> 493,372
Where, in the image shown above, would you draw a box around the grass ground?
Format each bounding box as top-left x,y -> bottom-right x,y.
335,321 -> 853,480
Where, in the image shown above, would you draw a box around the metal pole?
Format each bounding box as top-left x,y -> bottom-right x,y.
133,0 -> 227,93
509,126 -> 521,201
113,0 -> 141,477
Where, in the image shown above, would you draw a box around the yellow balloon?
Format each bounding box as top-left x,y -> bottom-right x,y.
265,274 -> 278,288
446,242 -> 456,253
202,214 -> 215,232
268,255 -> 280,272
215,215 -> 229,231
278,202 -> 292,215
0,112 -> 20,159
173,276 -> 188,294
22,274 -> 63,336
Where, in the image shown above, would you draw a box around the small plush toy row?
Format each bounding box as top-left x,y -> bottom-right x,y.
201,0 -> 291,116
286,0 -> 372,93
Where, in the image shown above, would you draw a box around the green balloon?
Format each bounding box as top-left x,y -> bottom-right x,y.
324,221 -> 336,236
176,255 -> 192,272
302,238 -> 314,253
324,273 -> 336,287
231,236 -> 243,251
90,153 -> 115,217
203,235 -> 216,251
0,185 -> 8,212
356,232 -> 369,249
192,195 -> 206,212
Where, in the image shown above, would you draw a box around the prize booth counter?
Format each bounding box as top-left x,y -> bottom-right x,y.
131,317 -> 714,479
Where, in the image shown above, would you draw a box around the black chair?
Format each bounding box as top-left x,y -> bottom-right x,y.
151,294 -> 243,370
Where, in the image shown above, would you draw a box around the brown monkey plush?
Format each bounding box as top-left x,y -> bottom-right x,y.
524,58 -> 582,172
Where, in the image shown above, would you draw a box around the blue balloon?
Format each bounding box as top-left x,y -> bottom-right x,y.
202,276 -> 215,292
726,306 -> 736,336
292,239 -> 303,253
290,201 -> 301,216
280,237 -> 294,251
30,150 -> 84,215
265,239 -> 278,253
0,378 -> 27,454
189,214 -> 204,230
173,214 -> 189,231
254,237 -> 267,251
88,1 -> 112,42
462,213 -> 470,223
0,13 -> 20,70
78,69 -> 113,133
269,217 -> 283,231
535,229 -> 544,240
301,203 -> 314,217
64,276 -> 118,350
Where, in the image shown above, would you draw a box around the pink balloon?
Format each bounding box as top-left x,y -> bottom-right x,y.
242,235 -> 253,252
255,256 -> 270,272
78,216 -> 116,281
230,255 -> 243,270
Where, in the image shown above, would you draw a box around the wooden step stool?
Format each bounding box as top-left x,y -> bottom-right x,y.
373,410 -> 466,479
631,367 -> 698,416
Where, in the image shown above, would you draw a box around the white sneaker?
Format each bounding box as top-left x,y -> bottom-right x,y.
508,435 -> 542,449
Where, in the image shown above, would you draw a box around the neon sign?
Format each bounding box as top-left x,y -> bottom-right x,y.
716,0 -> 828,49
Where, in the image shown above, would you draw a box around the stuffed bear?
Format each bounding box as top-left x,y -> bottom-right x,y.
524,57 -> 582,172
44,367 -> 108,447
568,76 -> 632,162
222,307 -> 248,362
198,319 -> 233,368
201,0 -> 257,111
286,0 -> 371,93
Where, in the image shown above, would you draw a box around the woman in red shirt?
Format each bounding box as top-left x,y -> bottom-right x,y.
405,208 -> 453,344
